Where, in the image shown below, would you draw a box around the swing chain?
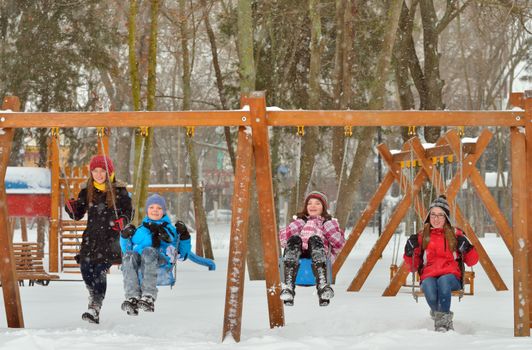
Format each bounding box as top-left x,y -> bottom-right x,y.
186,126 -> 195,138
296,125 -> 305,136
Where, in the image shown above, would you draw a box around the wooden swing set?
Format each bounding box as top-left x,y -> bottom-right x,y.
0,91 -> 531,341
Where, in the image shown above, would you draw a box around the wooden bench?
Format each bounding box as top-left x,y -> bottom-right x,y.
12,242 -> 60,286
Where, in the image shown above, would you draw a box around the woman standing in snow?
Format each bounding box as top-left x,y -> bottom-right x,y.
403,195 -> 478,332
279,191 -> 345,306
65,155 -> 132,324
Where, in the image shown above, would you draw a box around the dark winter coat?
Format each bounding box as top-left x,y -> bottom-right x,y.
403,227 -> 478,282
67,180 -> 132,264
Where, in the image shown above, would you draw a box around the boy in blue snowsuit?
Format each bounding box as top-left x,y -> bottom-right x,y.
119,194 -> 191,314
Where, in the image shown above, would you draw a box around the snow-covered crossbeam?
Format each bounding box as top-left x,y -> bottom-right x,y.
5,167 -> 51,217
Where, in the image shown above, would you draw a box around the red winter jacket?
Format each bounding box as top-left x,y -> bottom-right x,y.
403,227 -> 478,282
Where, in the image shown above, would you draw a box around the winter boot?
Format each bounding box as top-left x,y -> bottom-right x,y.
138,295 -> 155,312
434,311 -> 454,332
121,297 -> 139,316
82,299 -> 101,324
314,261 -> 334,306
280,260 -> 298,306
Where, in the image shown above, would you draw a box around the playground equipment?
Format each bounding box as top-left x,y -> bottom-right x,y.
0,91 -> 531,341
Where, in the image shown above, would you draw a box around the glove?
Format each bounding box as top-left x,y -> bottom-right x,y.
121,223 -> 136,239
143,222 -> 171,248
457,235 -> 473,253
405,234 -> 419,257
178,238 -> 191,261
65,198 -> 77,217
112,215 -> 129,232
175,220 -> 191,240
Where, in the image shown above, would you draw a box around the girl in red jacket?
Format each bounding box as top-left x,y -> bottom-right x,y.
404,195 -> 478,332
279,191 -> 345,306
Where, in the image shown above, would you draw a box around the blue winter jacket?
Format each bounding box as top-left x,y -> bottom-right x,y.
120,215 -> 178,268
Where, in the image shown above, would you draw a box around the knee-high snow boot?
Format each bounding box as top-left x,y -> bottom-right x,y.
280,260 -> 298,306
434,311 -> 454,332
314,261 -> 334,306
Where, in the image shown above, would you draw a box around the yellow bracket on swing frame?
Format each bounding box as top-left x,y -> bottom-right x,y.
50,127 -> 59,138
344,126 -> 353,137
137,126 -> 149,137
97,127 -> 109,137
296,125 -> 304,136
186,126 -> 195,138
407,126 -> 416,137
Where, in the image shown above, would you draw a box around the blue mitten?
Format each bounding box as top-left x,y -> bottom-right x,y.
178,238 -> 191,261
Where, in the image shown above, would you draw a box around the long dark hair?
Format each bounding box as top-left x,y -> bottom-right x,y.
86,173 -> 117,208
421,221 -> 457,251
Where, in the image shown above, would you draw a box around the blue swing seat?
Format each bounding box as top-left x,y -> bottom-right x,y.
280,257 -> 333,287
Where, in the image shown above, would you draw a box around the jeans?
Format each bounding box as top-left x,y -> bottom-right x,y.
421,274 -> 462,312
122,247 -> 160,300
80,260 -> 112,307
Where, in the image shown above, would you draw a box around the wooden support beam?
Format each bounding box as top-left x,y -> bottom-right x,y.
0,96 -> 24,328
266,110 -> 524,127
383,262 -> 410,296
48,131 -> 60,272
332,171 -> 395,279
410,137 -> 508,291
347,169 -> 427,291
510,126 -> 530,336
222,126 -> 253,342
0,110 -> 250,128
248,92 -> 285,329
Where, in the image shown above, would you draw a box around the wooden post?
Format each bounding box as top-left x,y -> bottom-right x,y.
0,96 -> 24,327
48,129 -> 60,272
248,92 -> 285,328
526,91 -> 532,331
510,126 -> 530,336
222,126 -> 253,342
20,217 -> 27,241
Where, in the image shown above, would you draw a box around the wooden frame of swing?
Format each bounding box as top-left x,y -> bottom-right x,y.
0,91 -> 530,341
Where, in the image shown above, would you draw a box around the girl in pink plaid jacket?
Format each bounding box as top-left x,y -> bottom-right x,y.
279,191 -> 345,306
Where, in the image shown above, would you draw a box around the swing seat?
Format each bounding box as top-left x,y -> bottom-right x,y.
280,257 -> 333,287
138,265 -> 176,287
411,271 -> 475,301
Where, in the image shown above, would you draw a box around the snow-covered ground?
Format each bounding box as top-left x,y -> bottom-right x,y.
1,223 -> 531,350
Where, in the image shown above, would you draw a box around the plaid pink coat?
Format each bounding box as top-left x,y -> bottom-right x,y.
279,216 -> 345,262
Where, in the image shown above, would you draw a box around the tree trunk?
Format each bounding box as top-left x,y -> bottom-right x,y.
180,0 -> 214,259
199,0 -> 236,173
335,0 -> 403,228
238,0 -> 264,280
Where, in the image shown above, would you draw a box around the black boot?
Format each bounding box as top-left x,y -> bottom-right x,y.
121,297 -> 139,316
138,295 -> 155,312
280,260 -> 298,306
314,262 -> 334,306
82,298 -> 101,324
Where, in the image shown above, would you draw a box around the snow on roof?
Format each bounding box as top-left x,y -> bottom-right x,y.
5,167 -> 51,194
